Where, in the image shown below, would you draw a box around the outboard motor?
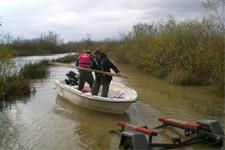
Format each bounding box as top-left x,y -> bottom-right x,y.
65,71 -> 79,86
197,120 -> 224,147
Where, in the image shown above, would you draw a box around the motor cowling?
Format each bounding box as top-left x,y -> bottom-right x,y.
65,71 -> 79,85
197,120 -> 224,147
119,131 -> 150,150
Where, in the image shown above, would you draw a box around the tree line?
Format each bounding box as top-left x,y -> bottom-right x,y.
0,32 -> 69,56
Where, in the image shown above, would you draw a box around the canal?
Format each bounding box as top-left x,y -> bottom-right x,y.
0,54 -> 224,150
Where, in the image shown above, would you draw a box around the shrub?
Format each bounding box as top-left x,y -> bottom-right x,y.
0,48 -> 31,100
52,54 -> 78,63
0,75 -> 30,100
19,60 -> 49,79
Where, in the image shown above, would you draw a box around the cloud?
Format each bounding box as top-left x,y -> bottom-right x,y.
0,0 -> 204,41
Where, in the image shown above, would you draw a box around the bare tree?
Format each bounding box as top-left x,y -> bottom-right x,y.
0,17 -> 2,41
3,32 -> 13,44
0,16 -> 2,26
202,0 -> 225,31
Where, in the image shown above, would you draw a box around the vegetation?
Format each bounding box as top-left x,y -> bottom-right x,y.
201,0 -> 225,31
106,18 -> 223,96
52,54 -> 79,63
20,60 -> 49,79
0,47 -> 50,100
0,32 -> 71,56
1,18 -> 223,96
0,0 -> 223,96
0,47 -> 30,100
0,75 -> 30,100
34,19 -> 222,96
59,0 -> 224,96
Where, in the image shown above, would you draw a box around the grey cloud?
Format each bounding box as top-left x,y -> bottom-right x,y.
0,0 -> 205,41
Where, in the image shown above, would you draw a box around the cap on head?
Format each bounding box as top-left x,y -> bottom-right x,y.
84,49 -> 91,53
93,49 -> 101,54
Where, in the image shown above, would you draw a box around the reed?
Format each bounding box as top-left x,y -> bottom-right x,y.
19,60 -> 49,79
0,48 -> 30,100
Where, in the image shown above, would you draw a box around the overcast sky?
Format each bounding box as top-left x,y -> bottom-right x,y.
0,0 -> 205,41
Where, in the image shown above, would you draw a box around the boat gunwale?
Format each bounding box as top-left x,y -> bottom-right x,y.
55,80 -> 138,103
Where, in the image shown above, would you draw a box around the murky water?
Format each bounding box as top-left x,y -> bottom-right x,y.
12,53 -> 75,67
0,54 -> 224,150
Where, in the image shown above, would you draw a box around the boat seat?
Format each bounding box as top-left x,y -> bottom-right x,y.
109,90 -> 125,99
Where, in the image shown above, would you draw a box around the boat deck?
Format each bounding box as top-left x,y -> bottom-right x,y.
73,85 -> 126,99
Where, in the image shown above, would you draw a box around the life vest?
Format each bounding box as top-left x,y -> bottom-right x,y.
79,53 -> 91,68
93,57 -> 106,71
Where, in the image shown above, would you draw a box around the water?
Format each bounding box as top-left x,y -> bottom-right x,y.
0,54 -> 224,150
11,53 -> 75,67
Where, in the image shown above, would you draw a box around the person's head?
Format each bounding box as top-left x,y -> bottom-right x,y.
84,49 -> 91,54
93,49 -> 102,60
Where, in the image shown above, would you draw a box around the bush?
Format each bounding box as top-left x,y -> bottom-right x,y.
19,60 -> 49,79
0,75 -> 30,100
52,54 -> 78,63
106,18 -> 224,96
0,48 -> 31,100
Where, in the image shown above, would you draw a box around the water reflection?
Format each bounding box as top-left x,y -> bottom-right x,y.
0,95 -> 31,112
0,112 -> 21,149
55,95 -> 128,149
118,63 -> 224,128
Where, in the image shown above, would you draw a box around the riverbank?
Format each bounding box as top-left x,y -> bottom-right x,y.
0,61 -> 48,101
0,52 -> 74,101
100,18 -> 224,96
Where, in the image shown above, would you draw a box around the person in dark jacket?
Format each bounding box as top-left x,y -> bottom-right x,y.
75,50 -> 94,91
91,49 -> 122,97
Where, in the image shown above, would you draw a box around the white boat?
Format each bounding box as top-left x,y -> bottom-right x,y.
55,80 -> 138,114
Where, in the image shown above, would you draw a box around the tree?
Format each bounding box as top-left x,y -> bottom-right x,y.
0,18 -> 2,43
82,34 -> 94,49
202,0 -> 225,31
3,32 -> 13,44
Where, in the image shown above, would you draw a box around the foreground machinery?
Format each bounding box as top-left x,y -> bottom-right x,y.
110,116 -> 224,150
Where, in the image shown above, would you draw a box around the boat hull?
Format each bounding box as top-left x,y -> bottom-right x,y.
55,80 -> 138,114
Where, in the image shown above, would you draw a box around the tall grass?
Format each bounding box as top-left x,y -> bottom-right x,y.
97,18 -> 224,96
0,59 -> 50,100
0,48 -> 30,100
19,60 -> 49,79
0,75 -> 30,100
